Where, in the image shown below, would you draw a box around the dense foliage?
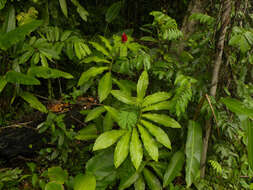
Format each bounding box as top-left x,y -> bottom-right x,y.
0,0 -> 252,189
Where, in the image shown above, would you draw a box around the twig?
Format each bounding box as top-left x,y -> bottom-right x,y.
0,121 -> 35,130
70,115 -> 87,127
205,94 -> 219,136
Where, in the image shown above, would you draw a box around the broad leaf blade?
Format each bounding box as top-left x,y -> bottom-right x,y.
114,131 -> 131,168
141,120 -> 171,149
138,124 -> 158,161
118,111 -> 138,130
142,101 -> 171,112
185,120 -> 202,187
28,66 -> 73,79
130,128 -> 143,170
6,71 -> 40,85
105,1 -> 121,23
104,106 -> 120,123
89,41 -> 111,58
142,92 -> 172,107
73,174 -> 96,190
0,0 -> 7,10
93,130 -> 126,151
142,113 -> 181,128
48,166 -> 68,184
45,182 -> 64,190
82,56 -> 110,64
134,175 -> 145,190
0,76 -> 7,93
111,90 -> 136,105
143,168 -> 162,190
137,71 -> 149,101
75,124 -> 98,141
243,118 -> 253,170
59,0 -> 68,18
85,106 -> 106,122
163,151 -> 185,187
98,72 -> 112,102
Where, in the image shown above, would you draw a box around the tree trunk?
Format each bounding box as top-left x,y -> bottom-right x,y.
200,0 -> 232,178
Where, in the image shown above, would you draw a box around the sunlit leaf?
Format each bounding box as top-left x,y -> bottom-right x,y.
130,128 -> 143,170
111,90 -> 136,105
6,71 -> 40,85
73,173 -> 96,190
137,71 -> 149,101
98,72 -> 112,102
142,92 -> 172,107
85,106 -> 106,122
142,113 -> 181,128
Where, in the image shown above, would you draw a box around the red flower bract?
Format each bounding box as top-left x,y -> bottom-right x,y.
121,32 -> 127,43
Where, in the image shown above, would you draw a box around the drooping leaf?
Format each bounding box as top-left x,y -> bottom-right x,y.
6,71 -> 40,85
138,124 -> 158,161
0,76 -> 7,93
137,71 -> 149,101
130,128 -> 143,170
47,166 -> 68,184
142,113 -> 181,128
93,130 -> 126,151
105,1 -> 121,23
148,162 -> 167,179
28,66 -> 73,79
221,97 -> 253,119
0,20 -> 43,50
118,111 -> 138,130
98,72 -> 112,102
99,35 -> 112,51
45,182 -> 64,190
103,112 -> 114,132
142,101 -> 171,112
73,173 -> 96,190
82,56 -> 110,64
19,91 -> 47,113
141,120 -> 171,149
142,92 -> 172,107
163,151 -> 185,187
119,170 -> 139,190
111,90 -> 136,105
4,5 -> 16,33
89,41 -> 111,58
59,0 -> 68,18
134,175 -> 145,190
114,131 -> 131,168
85,106 -> 106,122
143,168 -> 162,190
75,124 -> 97,140
242,118 -> 253,170
0,0 -> 7,10
78,66 -> 108,86
185,120 -> 202,187
104,106 -> 120,123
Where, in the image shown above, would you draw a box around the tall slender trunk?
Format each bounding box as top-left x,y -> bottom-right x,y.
200,0 -> 232,178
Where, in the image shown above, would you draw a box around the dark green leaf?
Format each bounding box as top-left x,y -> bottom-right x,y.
59,0 -> 68,18
105,1 -> 121,23
45,182 -> 64,190
134,175 -> 145,190
6,71 -> 40,85
0,76 -> 7,93
143,168 -> 162,190
75,124 -> 97,140
85,106 -> 106,122
0,0 -> 7,10
28,66 -> 73,79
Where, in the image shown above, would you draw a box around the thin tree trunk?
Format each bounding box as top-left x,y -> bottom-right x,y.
200,0 -> 232,178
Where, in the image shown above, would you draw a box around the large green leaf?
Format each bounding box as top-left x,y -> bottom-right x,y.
93,130 -> 126,151
103,112 -> 114,131
142,113 -> 181,128
134,175 -> 145,190
141,120 -> 171,149
0,76 -> 7,93
0,0 -> 7,10
130,128 -> 143,170
98,72 -> 112,102
85,106 -> 106,122
45,182 -> 64,190
78,66 -> 108,86
105,1 -> 121,23
99,35 -> 112,51
138,124 -> 158,161
47,166 -> 68,185
6,71 -> 40,85
118,111 -> 138,130
89,42 -> 111,58
185,120 -> 202,187
82,56 -> 110,64
75,124 -> 98,141
114,131 -> 131,168
163,151 -> 185,187
28,66 -> 73,79
59,0 -> 68,18
142,101 -> 171,112
3,5 -> 16,33
137,71 -> 149,101
143,168 -> 162,190
104,106 -> 120,123
142,92 -> 172,107
73,174 -> 96,190
111,90 -> 136,105
221,97 -> 253,119
19,91 -> 47,113
0,20 -> 43,50
243,118 -> 253,170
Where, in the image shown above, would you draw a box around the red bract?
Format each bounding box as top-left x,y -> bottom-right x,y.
121,32 -> 127,43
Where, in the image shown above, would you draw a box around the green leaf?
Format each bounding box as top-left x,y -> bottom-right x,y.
73,173 -> 96,190
137,71 -> 149,101
61,30 -> 72,41
85,106 -> 106,122
134,175 -> 145,190
114,131 -> 131,168
142,101 -> 171,112
75,124 -> 97,140
19,91 -> 47,113
130,128 -> 143,170
243,118 -> 253,170
140,120 -> 171,149
6,71 -> 40,85
143,168 -> 162,190
98,72 -> 112,102
78,66 -> 108,86
142,113 -> 181,128
119,170 -> 140,190
4,5 -> 16,33
99,35 -> 112,51
0,0 -> 7,10
163,151 -> 185,187
45,182 -> 64,190
118,111 -> 138,130
103,112 -> 114,131
221,97 -> 253,119
138,124 -> 158,161
59,0 -> 68,18
142,92 -> 172,107
0,20 -> 43,50
111,90 -> 136,105
47,166 -> 68,184
82,56 -> 110,64
93,130 -> 126,151
89,41 -> 111,58
105,1 -> 121,23
0,77 -> 7,93
28,66 -> 73,79
185,120 -> 202,187
104,106 -> 120,123
120,45 -> 127,57
76,5 -> 89,21
140,36 -> 157,42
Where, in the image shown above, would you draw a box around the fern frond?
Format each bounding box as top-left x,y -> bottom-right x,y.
208,160 -> 222,174
189,13 -> 215,25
